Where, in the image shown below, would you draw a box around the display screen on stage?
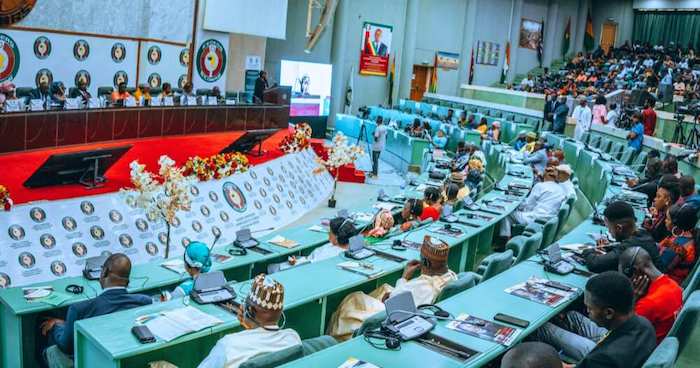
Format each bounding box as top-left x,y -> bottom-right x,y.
280,60 -> 332,117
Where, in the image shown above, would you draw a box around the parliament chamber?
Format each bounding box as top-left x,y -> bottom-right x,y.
1,1 -> 700,368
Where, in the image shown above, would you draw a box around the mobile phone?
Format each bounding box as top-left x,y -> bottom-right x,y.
131,325 -> 155,343
493,313 -> 530,328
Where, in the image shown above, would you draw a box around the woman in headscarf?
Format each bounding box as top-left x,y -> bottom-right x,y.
171,241 -> 212,298
289,216 -> 357,265
483,121 -> 501,142
366,210 -> 395,238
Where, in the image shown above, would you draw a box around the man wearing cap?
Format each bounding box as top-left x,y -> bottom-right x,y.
556,164 -> 577,201
523,139 -> 548,176
582,201 -> 659,273
328,235 -> 457,340
199,274 -> 301,368
520,132 -> 538,153
572,96 -> 592,141
447,171 -> 470,202
500,166 -> 567,238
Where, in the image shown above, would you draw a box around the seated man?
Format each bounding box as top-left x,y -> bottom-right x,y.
39,253 -> 151,357
556,164 -> 577,201
522,139 -> 548,176
499,166 -> 566,238
500,342 -> 562,368
582,201 -> 659,273
619,247 -> 682,343
537,271 -> 657,367
678,175 -> 700,208
31,81 -> 51,104
199,274 -> 301,368
69,80 -> 91,104
110,82 -> 131,105
328,235 -> 457,340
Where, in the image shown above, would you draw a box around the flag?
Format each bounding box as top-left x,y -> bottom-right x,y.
364,24 -> 376,56
429,53 -> 438,93
584,9 -> 594,52
537,18 -> 544,68
468,48 -> 475,85
500,41 -> 510,84
562,17 -> 571,57
387,56 -> 395,106
344,66 -> 354,114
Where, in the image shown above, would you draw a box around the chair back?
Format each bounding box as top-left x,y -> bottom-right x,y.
16,87 -> 33,98
437,272 -> 478,301
97,86 -> 114,97
641,337 -> 678,368
521,232 -> 543,261
301,335 -> 338,356
580,131 -> 591,145
239,345 -> 304,368
633,151 -> 649,174
668,291 -> 700,354
196,88 -> 212,96
352,311 -> 387,338
505,236 -> 528,264
682,261 -> 700,302
555,204 -> 570,239
480,250 -> 514,281
619,147 -> 635,165
609,142 -> 624,159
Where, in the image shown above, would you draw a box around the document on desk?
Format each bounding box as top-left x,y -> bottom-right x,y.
161,259 -> 187,275
268,235 -> 300,249
446,314 -> 521,346
504,277 -> 578,308
338,357 -> 381,368
337,261 -> 383,278
145,306 -> 222,342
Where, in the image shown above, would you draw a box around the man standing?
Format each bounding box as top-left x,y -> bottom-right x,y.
254,70 -> 269,103
618,247 -> 682,343
40,254 -> 151,358
642,99 -> 657,136
572,96 -> 592,141
544,92 -> 557,128
627,112 -> 645,152
370,116 -> 387,178
199,274 -> 301,368
552,95 -> 569,134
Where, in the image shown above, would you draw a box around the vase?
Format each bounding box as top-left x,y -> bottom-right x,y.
328,178 -> 338,208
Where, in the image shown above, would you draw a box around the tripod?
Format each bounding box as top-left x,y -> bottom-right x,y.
685,115 -> 700,150
672,114 -> 687,145
356,121 -> 371,153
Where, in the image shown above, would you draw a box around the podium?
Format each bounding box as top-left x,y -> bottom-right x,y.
263,86 -> 291,105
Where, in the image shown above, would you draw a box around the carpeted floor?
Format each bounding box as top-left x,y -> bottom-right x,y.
0,129 -> 288,205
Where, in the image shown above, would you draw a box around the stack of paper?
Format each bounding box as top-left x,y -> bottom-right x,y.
161,259 -> 186,275
144,306 -> 223,342
338,357 -> 381,368
446,314 -> 520,346
337,261 -> 383,278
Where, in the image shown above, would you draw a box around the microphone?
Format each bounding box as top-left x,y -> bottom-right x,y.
251,227 -> 275,234
209,233 -> 222,251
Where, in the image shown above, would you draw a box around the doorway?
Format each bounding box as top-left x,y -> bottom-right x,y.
600,22 -> 618,53
411,65 -> 430,101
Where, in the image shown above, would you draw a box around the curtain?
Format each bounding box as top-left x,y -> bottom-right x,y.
633,11 -> 700,49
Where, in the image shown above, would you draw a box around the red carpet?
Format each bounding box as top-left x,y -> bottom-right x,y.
0,130 -> 289,205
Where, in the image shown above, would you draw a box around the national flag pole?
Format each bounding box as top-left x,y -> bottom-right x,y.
429,53 -> 438,93
584,9 -> 595,52
387,56 -> 395,106
468,47 -> 475,85
344,66 -> 354,114
500,41 -> 510,84
537,18 -> 544,68
562,17 -> 571,58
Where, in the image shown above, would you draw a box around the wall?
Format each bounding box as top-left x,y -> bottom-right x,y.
264,0 -> 335,84
591,0 -> 634,48
226,34 -> 267,91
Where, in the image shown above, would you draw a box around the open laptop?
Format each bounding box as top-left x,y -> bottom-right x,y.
191,271 -> 236,304
234,228 -> 259,249
83,255 -> 108,280
384,291 -> 435,341
344,235 -> 375,260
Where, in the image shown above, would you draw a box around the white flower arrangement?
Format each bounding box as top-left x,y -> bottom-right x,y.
315,132 -> 365,171
121,155 -> 195,257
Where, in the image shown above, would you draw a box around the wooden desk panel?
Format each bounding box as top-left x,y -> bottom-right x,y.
0,104 -> 289,153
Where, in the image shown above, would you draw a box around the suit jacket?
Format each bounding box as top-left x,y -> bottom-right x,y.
70,88 -> 91,102
254,77 -> 268,103
376,42 -> 388,57
30,89 -> 50,101
544,99 -> 557,122
51,288 -> 151,354
577,315 -> 656,368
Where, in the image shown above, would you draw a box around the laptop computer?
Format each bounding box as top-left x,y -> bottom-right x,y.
234,228 -> 259,249
345,235 -> 375,260
83,255 -> 108,280
544,244 -> 574,275
190,271 -> 237,304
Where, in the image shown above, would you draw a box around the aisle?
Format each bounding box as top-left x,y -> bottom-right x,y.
0,130 -> 287,205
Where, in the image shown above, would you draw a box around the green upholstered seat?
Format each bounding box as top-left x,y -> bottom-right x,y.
239,344 -> 304,368
580,131 -> 591,145
473,249 -> 514,282
524,216 -> 558,249
632,151 -> 648,174
588,135 -> 601,149
301,335 -> 338,356
507,233 -> 542,264
598,138 -> 612,152
16,87 -> 33,98
609,142 -> 624,159
97,86 -> 114,97
44,345 -> 74,368
668,291 -> 700,354
682,261 -> 700,302
437,272 -> 478,302
642,336 -> 678,368
554,203 -> 571,240
619,146 -> 635,165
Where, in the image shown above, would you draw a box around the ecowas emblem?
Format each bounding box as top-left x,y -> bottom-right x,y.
147,73 -> 162,88
177,74 -> 187,88
179,48 -> 190,67
75,70 -> 91,88
73,39 -> 90,61
33,36 -> 51,59
35,68 -> 53,87
147,45 -> 161,65
111,42 -> 126,63
196,39 -> 226,82
0,33 -> 20,82
113,71 -> 128,87
0,0 -> 36,26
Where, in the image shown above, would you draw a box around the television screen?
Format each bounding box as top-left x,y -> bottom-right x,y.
280,60 -> 332,116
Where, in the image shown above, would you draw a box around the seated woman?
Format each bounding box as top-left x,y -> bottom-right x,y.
171,241 -> 212,298
366,210 -> 395,239
475,117 -> 488,135
407,118 -> 423,137
643,175 -> 680,243
432,129 -> 448,149
483,121 -> 500,142
158,82 -> 174,98
399,198 -> 426,232
422,187 -> 442,222
442,183 -> 461,217
290,217 -> 357,265
658,204 -> 698,284
328,235 -> 457,340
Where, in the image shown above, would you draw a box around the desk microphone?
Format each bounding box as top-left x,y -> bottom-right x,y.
209,233 -> 222,251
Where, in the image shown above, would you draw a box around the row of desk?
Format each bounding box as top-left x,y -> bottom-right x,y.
0,104 -> 289,154
281,134 -> 643,368
0,137 -> 525,367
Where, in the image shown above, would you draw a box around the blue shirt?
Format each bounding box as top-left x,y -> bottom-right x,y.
629,122 -> 644,150
433,135 -> 447,149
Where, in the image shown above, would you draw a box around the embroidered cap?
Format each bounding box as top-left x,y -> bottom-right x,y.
421,235 -> 449,262
248,274 -> 284,311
